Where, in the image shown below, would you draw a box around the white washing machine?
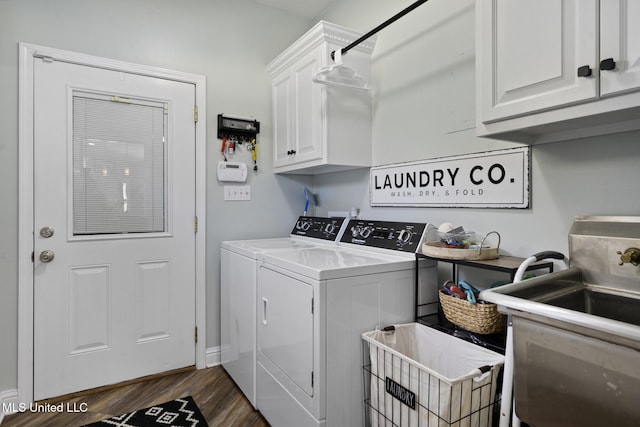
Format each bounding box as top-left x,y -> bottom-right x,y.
256,219 -> 438,427
220,216 -> 348,408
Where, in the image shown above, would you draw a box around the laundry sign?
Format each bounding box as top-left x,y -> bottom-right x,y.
370,147 -> 530,208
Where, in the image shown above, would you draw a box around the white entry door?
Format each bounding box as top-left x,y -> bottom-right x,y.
32,57 -> 196,400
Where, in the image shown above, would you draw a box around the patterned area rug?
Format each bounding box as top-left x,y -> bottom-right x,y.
85,396 -> 208,427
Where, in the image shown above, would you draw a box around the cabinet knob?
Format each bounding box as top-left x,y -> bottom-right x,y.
289,150 -> 296,155
577,65 -> 592,78
600,58 -> 616,71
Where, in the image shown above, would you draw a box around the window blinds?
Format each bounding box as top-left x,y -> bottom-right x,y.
72,93 -> 167,235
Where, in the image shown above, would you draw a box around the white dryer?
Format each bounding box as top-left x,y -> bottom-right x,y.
220,216 -> 347,408
256,219 -> 438,427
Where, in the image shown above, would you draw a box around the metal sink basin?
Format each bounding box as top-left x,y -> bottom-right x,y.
480,267 -> 640,345
493,267 -> 640,328
540,285 -> 640,327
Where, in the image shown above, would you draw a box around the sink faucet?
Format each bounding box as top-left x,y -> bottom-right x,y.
617,247 -> 640,266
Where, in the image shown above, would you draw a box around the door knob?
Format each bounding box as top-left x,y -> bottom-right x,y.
39,250 -> 55,263
40,226 -> 54,238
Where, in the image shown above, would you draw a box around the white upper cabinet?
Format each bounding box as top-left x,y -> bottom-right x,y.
267,21 -> 375,174
476,0 -> 640,143
599,0 -> 640,97
478,0 -> 597,121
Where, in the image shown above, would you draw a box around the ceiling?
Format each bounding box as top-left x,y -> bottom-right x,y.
249,0 -> 339,19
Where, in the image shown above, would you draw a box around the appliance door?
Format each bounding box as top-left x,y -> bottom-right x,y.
220,248 -> 257,407
258,265 -> 314,396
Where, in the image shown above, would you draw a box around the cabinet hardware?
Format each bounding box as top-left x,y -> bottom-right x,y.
600,58 -> 616,71
577,65 -> 592,77
287,150 -> 297,155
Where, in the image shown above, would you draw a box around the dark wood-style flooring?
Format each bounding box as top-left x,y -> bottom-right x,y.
3,366 -> 269,427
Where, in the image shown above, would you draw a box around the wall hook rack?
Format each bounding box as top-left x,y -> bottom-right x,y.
217,114 -> 260,142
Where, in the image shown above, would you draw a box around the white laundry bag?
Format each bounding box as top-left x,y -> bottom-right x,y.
363,323 -> 504,427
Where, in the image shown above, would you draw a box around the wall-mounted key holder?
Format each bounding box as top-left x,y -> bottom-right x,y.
217,114 -> 260,142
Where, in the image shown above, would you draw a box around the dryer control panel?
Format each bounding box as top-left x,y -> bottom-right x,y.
341,220 -> 427,253
290,216 -> 347,241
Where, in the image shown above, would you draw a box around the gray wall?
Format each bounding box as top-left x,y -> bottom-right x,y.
315,0 -> 640,276
0,0 -> 312,392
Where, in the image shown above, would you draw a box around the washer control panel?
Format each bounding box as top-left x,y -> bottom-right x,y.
290,216 -> 347,241
340,220 -> 427,252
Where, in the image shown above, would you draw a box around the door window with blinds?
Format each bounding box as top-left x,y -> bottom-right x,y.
72,92 -> 167,235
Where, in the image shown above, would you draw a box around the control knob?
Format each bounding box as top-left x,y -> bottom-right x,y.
398,229 -> 413,245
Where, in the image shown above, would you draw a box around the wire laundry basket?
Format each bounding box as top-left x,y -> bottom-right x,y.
362,323 -> 504,427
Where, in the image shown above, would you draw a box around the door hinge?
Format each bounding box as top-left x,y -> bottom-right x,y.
195,326 -> 198,344
311,297 -> 314,315
194,216 -> 198,233
194,106 -> 198,123
31,252 -> 35,263
311,371 -> 314,388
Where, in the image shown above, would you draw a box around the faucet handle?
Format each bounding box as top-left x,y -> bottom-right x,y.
617,247 -> 640,266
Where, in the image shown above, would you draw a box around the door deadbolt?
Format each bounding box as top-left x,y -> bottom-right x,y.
40,226 -> 54,238
39,250 -> 55,263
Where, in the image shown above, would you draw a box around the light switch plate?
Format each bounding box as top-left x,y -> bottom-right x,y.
224,185 -> 251,201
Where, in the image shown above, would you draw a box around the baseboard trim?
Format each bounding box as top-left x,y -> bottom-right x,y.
205,345 -> 220,367
1,388 -> 19,423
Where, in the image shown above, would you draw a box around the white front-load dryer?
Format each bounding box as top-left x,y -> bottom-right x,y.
220,216 -> 347,408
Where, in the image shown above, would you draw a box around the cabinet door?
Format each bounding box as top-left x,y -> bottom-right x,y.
291,49 -> 324,165
272,71 -> 293,169
600,0 -> 640,97
478,0 -> 597,123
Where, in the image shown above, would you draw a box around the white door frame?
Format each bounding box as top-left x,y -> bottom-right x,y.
18,43 -> 207,403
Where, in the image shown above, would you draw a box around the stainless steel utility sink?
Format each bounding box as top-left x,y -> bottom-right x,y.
480,216 -> 640,427
481,267 -> 640,346
489,267 -> 640,331
536,284 -> 640,327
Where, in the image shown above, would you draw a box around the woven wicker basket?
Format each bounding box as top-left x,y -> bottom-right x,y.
439,290 -> 507,335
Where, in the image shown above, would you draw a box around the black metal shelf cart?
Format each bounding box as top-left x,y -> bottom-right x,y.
414,253 -> 554,354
